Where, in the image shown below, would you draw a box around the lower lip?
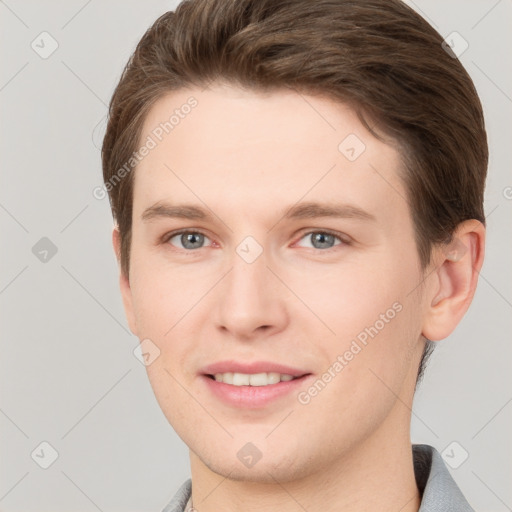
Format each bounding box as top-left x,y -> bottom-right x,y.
201,374 -> 312,409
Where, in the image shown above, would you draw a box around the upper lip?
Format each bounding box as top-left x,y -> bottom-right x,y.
200,360 -> 311,378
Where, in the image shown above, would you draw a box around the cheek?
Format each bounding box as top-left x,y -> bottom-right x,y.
298,295 -> 421,445
284,254 -> 413,339
128,247 -> 208,337
127,252 -> 214,386
291,252 -> 422,391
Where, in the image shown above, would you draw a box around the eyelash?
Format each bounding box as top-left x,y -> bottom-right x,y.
162,228 -> 351,252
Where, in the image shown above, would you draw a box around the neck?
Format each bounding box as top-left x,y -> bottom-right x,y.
187,402 -> 421,512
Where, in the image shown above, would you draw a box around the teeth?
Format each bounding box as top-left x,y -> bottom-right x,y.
213,372 -> 297,386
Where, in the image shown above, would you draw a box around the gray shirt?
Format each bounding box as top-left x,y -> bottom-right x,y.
161,444 -> 474,512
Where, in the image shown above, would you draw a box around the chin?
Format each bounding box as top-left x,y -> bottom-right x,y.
195,443 -> 319,484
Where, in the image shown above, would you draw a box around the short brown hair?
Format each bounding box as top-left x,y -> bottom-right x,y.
102,0 -> 488,385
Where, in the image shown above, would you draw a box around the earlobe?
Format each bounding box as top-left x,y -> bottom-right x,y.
422,220 -> 485,341
112,227 -> 138,336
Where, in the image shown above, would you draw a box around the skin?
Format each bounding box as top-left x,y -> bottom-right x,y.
113,83 -> 485,512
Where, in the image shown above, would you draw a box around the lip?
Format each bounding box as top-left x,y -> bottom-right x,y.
200,373 -> 313,409
199,360 -> 309,378
199,360 -> 313,409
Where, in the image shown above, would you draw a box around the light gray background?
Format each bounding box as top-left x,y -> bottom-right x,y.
1,1 -> 510,511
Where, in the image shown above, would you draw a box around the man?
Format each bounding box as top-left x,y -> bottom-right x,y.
101,0 -> 487,510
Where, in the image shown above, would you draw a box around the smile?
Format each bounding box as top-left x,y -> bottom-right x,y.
207,372 -> 297,386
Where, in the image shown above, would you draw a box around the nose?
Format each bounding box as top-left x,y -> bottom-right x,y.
214,245 -> 289,340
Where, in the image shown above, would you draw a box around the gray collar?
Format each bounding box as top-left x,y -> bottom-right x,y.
415,444 -> 474,511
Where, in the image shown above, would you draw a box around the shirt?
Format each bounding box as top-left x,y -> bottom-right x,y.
161,444 -> 474,512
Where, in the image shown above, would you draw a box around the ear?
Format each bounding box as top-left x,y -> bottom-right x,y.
112,227 -> 138,336
422,219 -> 485,341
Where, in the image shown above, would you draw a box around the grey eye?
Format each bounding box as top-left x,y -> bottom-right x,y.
310,232 -> 336,249
297,231 -> 342,249
168,232 -> 210,250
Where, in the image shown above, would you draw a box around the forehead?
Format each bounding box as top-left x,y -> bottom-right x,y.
133,84 -> 408,226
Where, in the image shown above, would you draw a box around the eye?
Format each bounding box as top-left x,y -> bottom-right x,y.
166,230 -> 213,250
295,230 -> 346,250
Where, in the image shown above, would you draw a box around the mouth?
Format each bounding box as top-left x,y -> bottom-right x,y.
199,360 -> 310,379
204,372 -> 310,387
199,365 -> 314,408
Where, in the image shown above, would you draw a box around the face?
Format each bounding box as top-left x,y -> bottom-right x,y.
119,83 -> 431,482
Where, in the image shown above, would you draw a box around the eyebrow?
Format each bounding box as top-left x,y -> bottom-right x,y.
282,202 -> 376,222
141,201 -> 376,223
142,203 -> 211,222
